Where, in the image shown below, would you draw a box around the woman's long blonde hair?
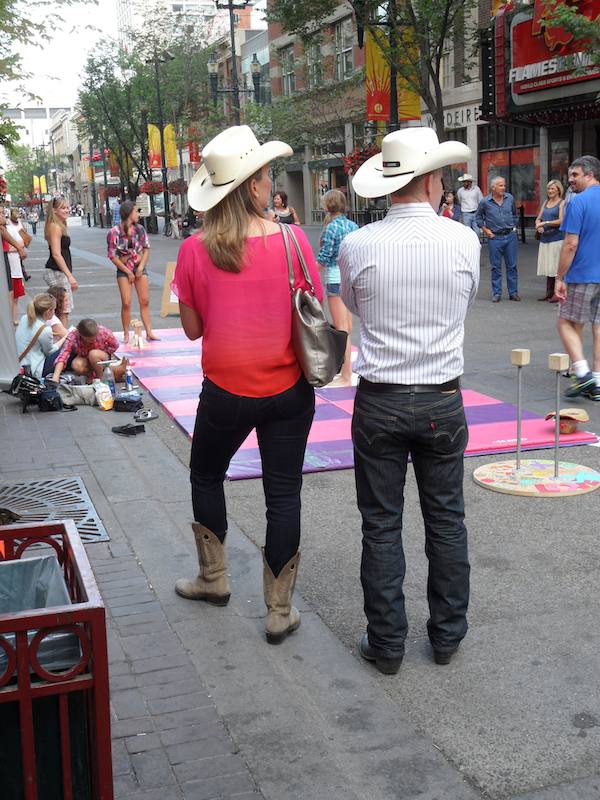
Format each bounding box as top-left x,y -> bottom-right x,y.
202,168 -> 265,273
44,198 -> 68,240
27,293 -> 56,326
322,189 -> 347,227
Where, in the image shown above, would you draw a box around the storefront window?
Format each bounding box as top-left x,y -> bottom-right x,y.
549,131 -> 571,190
480,147 -> 540,216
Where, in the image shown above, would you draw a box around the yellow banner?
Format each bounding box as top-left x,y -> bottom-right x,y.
148,124 -> 162,168
396,29 -> 421,121
33,175 -> 40,193
164,124 -> 178,169
40,175 -> 47,194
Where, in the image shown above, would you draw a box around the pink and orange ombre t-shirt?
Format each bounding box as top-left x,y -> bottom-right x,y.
172,227 -> 323,398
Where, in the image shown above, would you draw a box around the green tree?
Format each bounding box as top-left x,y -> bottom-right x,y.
267,0 -> 479,139
3,144 -> 48,203
545,1 -> 600,67
0,0 -> 92,150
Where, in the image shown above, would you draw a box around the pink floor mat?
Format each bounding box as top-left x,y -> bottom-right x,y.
121,329 -> 598,480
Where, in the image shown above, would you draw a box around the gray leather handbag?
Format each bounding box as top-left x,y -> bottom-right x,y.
280,224 -> 348,388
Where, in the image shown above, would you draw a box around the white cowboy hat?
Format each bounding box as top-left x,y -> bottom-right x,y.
352,127 -> 471,199
458,173 -> 474,182
188,125 -> 292,211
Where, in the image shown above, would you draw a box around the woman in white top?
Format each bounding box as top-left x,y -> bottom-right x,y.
15,293 -> 60,379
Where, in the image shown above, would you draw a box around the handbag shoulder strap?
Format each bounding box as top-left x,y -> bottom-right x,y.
18,323 -> 45,362
280,224 -> 315,295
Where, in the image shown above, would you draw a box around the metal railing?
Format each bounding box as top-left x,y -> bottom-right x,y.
311,208 -> 388,227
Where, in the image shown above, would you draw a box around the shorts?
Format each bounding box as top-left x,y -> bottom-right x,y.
326,283 -> 341,296
44,269 -> 74,313
116,267 -> 148,279
558,283 -> 600,325
12,277 -> 25,299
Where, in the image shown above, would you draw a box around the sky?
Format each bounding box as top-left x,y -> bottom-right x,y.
5,1 -> 119,109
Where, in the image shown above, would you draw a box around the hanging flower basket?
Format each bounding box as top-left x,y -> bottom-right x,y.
168,178 -> 188,195
0,177 -> 8,196
341,145 -> 380,175
104,185 -> 121,198
139,180 -> 164,196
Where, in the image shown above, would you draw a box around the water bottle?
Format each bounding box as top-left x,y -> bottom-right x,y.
125,365 -> 134,392
102,364 -> 116,397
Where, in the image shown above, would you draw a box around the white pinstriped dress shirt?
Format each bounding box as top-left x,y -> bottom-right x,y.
339,203 -> 480,385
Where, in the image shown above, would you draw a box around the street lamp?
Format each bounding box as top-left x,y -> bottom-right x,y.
146,50 -> 175,236
250,53 -> 261,105
215,0 -> 253,126
207,52 -> 219,108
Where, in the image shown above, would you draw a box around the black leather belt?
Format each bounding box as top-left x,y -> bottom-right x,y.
358,378 -> 460,394
492,227 -> 515,236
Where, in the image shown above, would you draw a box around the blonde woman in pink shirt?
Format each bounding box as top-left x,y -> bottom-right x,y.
172,126 -> 323,645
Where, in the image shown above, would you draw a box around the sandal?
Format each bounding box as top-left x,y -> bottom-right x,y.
134,408 -> 158,422
112,423 -> 145,436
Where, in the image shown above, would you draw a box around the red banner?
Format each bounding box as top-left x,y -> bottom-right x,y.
188,141 -> 201,163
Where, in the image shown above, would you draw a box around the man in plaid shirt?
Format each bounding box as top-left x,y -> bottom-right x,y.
51,319 -> 127,382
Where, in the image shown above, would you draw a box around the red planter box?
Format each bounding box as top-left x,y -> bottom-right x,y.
0,521 -> 113,800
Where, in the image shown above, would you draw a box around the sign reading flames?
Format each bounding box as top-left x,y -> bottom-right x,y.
509,0 -> 600,94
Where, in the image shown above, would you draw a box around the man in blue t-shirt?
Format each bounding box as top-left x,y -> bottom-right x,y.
555,155 -> 600,401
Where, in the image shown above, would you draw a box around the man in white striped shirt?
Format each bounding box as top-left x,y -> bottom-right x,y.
339,127 -> 480,675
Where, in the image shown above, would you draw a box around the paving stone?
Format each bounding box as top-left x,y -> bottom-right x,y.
147,691 -> 212,716
125,732 -> 163,755
180,772 -> 256,800
159,723 -> 232,748
119,789 -> 184,800
109,660 -> 133,677
93,558 -> 140,576
140,678 -> 203,701
111,738 -> 134,777
97,575 -> 149,591
117,619 -> 173,637
152,705 -> 220,731
112,609 -> 165,626
111,601 -> 163,619
113,772 -> 140,797
111,688 -> 148,720
166,737 -> 235,767
109,541 -> 134,557
130,652 -> 191,675
134,665 -> 198,687
110,673 -> 138,692
131,748 -> 176,788
101,579 -> 152,598
120,631 -> 181,661
106,592 -> 157,610
111,716 -> 156,740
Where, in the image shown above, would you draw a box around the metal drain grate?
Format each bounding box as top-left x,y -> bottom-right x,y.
0,477 -> 109,543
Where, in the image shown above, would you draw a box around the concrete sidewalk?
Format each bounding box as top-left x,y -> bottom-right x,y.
4,223 -> 600,800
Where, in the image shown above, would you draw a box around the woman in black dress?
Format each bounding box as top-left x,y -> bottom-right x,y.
44,198 -> 77,326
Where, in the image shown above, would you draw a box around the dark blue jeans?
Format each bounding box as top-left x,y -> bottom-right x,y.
352,387 -> 470,659
190,376 -> 315,576
488,232 -> 518,297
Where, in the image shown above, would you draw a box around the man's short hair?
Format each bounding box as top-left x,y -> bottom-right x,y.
78,318 -> 98,338
569,155 -> 600,181
490,176 -> 505,189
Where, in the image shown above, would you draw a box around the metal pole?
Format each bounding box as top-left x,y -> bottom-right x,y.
228,0 -> 241,125
102,139 -> 110,225
516,365 -> 522,472
50,136 -> 58,191
89,141 -> 98,226
554,369 -> 561,479
153,54 -> 171,235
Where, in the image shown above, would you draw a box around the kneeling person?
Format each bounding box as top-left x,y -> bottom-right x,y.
52,319 -> 126,383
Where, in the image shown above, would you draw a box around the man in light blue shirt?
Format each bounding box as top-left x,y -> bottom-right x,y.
475,177 -> 519,302
555,155 -> 600,400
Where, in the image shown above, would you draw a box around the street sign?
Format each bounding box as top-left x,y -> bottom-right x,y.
136,193 -> 151,217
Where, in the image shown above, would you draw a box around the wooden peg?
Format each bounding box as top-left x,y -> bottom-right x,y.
548,353 -> 569,372
511,349 -> 531,366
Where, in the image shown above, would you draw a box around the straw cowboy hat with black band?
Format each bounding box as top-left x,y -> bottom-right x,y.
188,125 -> 293,212
458,173 -> 474,182
351,127 -> 471,199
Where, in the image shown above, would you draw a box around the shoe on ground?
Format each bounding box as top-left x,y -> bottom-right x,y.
509,293 -> 521,301
565,372 -> 596,398
583,384 -> 600,401
433,648 -> 458,665
492,295 -> 501,303
359,634 -> 403,675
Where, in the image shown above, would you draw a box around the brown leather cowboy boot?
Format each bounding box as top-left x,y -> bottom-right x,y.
175,523 -> 231,605
262,548 -> 301,644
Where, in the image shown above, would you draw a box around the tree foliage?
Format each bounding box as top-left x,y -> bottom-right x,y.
3,143 -> 48,202
267,0 -> 480,138
0,0 -> 92,150
545,1 -> 600,67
